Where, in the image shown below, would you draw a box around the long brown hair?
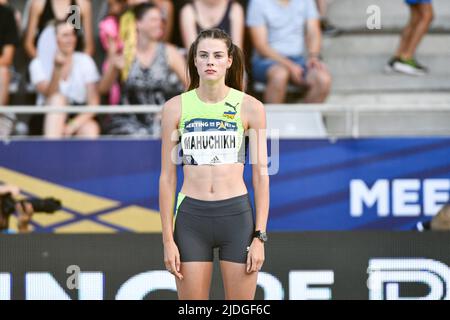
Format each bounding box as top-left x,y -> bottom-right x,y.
187,28 -> 245,91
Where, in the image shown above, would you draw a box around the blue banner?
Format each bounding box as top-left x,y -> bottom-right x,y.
1,138 -> 449,232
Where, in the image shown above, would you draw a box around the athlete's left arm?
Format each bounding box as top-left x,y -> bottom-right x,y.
247,96 -> 269,233
245,95 -> 269,272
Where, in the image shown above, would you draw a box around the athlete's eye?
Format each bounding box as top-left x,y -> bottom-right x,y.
199,54 -> 208,58
215,54 -> 223,59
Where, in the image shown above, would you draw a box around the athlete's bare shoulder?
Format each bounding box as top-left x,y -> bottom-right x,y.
163,95 -> 181,111
241,93 -> 265,129
242,93 -> 265,114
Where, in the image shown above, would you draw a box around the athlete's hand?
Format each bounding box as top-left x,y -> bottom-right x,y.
246,238 -> 265,273
164,240 -> 183,280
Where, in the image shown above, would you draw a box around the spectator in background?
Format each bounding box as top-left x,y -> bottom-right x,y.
315,0 -> 339,36
179,0 -> 244,50
99,0 -> 127,105
0,1 -> 17,137
247,0 -> 331,103
416,204 -> 450,231
386,0 -> 434,76
100,2 -> 186,137
153,0 -> 175,42
120,0 -> 174,82
1,0 -> 21,34
29,20 -> 100,138
0,0 -> 19,106
24,0 -> 95,59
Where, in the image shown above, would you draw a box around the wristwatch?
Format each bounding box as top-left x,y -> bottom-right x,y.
253,230 -> 268,243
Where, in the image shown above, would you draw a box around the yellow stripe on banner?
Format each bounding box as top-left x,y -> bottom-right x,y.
0,167 -> 119,215
55,220 -> 116,233
98,206 -> 162,232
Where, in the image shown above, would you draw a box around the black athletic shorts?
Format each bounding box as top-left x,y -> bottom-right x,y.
173,193 -> 255,263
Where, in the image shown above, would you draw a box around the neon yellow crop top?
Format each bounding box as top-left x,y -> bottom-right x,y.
179,88 -> 247,165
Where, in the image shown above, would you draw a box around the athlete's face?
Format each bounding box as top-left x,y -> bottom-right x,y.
195,38 -> 232,83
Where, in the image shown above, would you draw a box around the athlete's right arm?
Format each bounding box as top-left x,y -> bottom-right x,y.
159,96 -> 183,280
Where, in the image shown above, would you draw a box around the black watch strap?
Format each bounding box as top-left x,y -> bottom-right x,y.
253,230 -> 268,242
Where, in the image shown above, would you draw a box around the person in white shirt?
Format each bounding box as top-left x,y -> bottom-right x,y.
29,20 -> 100,138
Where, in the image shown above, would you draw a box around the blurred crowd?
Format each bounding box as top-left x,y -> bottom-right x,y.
0,0 -> 434,139
0,0 -> 339,139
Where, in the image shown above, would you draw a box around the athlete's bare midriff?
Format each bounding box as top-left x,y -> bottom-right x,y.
181,163 -> 248,201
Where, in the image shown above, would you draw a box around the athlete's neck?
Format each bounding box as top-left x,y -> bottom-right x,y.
196,83 -> 230,104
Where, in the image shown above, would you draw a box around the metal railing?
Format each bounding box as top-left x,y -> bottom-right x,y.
1,103 -> 450,138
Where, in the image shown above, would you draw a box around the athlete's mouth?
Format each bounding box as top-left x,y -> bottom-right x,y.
205,69 -> 216,74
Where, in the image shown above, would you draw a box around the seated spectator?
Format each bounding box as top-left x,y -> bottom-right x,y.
99,2 -> 186,137
247,0 -> 331,103
179,0 -> 244,50
119,0 -> 173,81
152,0 -> 174,42
120,0 -> 150,82
29,20 -> 100,139
99,0 -> 127,105
0,0 -> 19,106
24,0 -> 95,59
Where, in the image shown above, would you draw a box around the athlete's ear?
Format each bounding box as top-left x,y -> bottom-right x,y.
227,55 -> 232,69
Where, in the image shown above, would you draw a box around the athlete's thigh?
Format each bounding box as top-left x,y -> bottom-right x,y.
220,260 -> 258,300
176,261 -> 214,300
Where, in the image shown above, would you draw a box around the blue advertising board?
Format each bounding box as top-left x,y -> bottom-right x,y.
1,138 -> 449,232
